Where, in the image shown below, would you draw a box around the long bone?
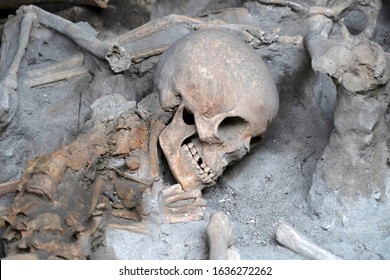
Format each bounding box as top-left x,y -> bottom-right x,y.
206,212 -> 238,260
256,0 -> 355,19
110,14 -> 203,46
0,179 -> 22,195
16,5 -> 305,79
0,10 -> 34,131
23,47 -> 174,90
276,221 -> 342,260
24,54 -> 89,88
22,5 -> 131,73
19,8 -> 204,75
194,23 -> 303,47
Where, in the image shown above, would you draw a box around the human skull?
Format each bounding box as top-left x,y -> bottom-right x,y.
154,30 -> 279,191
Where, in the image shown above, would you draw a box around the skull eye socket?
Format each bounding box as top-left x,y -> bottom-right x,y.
183,107 -> 195,125
217,117 -> 248,142
250,135 -> 263,149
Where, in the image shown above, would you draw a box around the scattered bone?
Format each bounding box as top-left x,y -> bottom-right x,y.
25,67 -> 88,88
88,175 -> 105,217
24,54 -> 88,88
277,35 -> 303,46
206,212 -> 240,260
23,5 -> 131,73
6,11 -> 34,79
163,185 -> 203,205
255,0 -> 343,18
0,205 -> 11,229
130,45 -> 170,64
111,209 -> 140,221
112,14 -> 203,46
95,203 -> 108,211
257,0 -> 381,37
2,109 -> 156,258
276,220 -> 342,260
304,22 -> 389,93
110,167 -> 155,187
0,0 -> 109,10
0,10 -> 34,131
195,23 -> 278,47
0,179 -> 22,195
107,223 -> 147,235
162,184 -> 207,224
26,54 -> 84,77
148,119 -> 166,179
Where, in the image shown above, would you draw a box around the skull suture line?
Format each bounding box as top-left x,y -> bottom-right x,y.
155,30 -> 279,191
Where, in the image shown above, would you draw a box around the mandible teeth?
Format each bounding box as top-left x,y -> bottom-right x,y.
203,174 -> 213,183
187,142 -> 195,149
183,142 -> 215,183
194,154 -> 201,162
190,147 -> 197,156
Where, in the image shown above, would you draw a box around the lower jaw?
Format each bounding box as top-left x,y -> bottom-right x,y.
166,148 -> 203,191
181,144 -> 217,185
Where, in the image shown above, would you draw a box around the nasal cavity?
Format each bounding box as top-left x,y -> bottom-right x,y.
183,107 -> 195,125
217,117 -> 248,142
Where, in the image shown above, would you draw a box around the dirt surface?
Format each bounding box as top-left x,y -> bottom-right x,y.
0,0 -> 389,260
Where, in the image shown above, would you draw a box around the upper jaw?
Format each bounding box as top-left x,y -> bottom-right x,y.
182,140 -> 216,186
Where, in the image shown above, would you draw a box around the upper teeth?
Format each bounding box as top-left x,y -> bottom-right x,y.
183,142 -> 215,184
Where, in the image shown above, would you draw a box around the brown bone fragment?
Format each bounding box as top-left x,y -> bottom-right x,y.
3,110 -> 154,259
0,179 -> 22,195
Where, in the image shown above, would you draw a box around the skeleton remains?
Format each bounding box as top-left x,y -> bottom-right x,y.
0,4 -> 279,259
0,0 -> 389,260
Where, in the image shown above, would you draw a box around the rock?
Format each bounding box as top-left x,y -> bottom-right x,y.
308,82 -> 390,220
90,94 -> 136,121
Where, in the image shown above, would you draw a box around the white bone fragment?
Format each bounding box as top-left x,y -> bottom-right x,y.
276,220 -> 342,260
25,67 -> 89,88
25,54 -> 85,78
206,212 -> 239,260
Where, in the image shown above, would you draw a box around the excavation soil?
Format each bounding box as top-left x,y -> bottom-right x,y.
0,0 -> 389,259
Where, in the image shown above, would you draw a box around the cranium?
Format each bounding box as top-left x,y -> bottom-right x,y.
155,29 -> 279,191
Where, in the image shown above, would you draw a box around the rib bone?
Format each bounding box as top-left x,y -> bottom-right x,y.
24,55 -> 89,88
0,10 -> 34,131
276,220 -> 342,260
